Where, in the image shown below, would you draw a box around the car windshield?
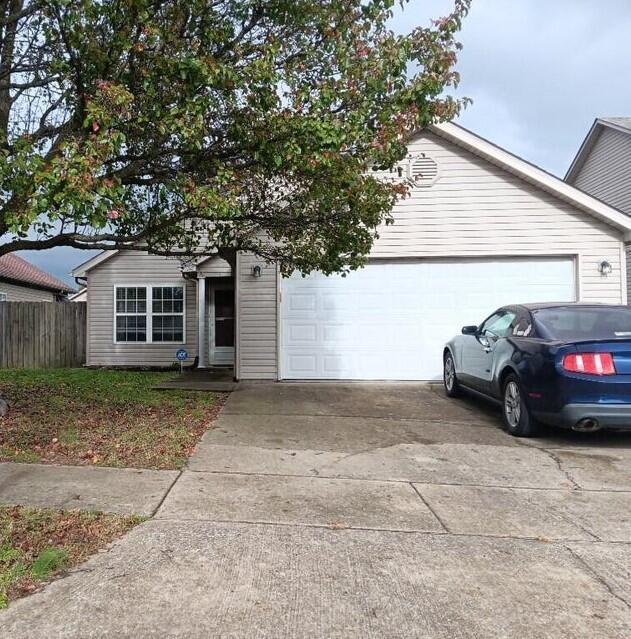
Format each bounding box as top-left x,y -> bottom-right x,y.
534,307 -> 631,340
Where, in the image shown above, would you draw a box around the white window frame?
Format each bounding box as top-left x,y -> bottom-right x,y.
113,283 -> 186,345
0,292 -> 7,301
150,284 -> 187,344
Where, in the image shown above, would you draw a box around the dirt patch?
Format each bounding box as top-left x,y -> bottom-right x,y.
0,505 -> 142,607
0,369 -> 227,469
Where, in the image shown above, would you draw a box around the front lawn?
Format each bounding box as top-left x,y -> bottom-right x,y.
0,505 -> 142,608
0,369 -> 224,469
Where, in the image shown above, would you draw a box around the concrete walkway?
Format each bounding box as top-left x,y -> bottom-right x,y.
0,462 -> 178,517
2,383 -> 631,637
153,368 -> 237,392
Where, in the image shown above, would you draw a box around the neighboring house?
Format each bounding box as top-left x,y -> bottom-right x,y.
68,287 -> 87,302
72,122 -> 631,381
565,117 -> 631,301
0,254 -> 75,302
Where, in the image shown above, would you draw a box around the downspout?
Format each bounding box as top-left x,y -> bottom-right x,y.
182,270 -> 203,368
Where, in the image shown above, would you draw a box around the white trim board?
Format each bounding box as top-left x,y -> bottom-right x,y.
430,122 -> 631,237
113,283 -> 186,345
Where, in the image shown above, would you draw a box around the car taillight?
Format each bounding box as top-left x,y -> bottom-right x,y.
562,353 -> 616,375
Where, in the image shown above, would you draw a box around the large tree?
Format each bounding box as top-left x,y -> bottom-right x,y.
0,0 -> 470,273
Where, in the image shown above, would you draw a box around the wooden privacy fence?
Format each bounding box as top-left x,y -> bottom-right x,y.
0,302 -> 87,369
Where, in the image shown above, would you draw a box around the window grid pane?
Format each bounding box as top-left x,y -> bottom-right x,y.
116,315 -> 147,342
115,287 -> 148,342
152,286 -> 184,315
151,287 -> 184,341
152,315 -> 184,342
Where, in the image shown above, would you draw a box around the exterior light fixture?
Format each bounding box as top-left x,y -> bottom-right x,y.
598,260 -> 613,276
252,265 -> 262,278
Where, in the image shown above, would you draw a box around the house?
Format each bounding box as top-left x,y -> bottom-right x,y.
68,287 -> 87,303
0,254 -> 75,302
565,117 -> 631,300
72,122 -> 631,381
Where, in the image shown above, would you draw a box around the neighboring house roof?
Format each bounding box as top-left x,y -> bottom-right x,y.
600,117 -> 631,131
565,117 -> 631,183
0,254 -> 74,293
72,122 -> 631,279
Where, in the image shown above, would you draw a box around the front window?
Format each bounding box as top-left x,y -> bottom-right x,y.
115,285 -> 184,343
115,287 -> 147,342
0,292 -> 6,301
534,307 -> 631,340
151,286 -> 184,342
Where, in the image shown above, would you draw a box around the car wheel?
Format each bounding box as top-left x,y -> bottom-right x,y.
443,352 -> 461,398
502,374 -> 540,437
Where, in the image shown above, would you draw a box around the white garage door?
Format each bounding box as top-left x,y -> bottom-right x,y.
280,258 -> 576,380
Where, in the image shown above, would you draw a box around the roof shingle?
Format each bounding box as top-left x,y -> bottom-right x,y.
0,254 -> 74,293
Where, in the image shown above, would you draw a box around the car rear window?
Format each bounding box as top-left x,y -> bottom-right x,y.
534,307 -> 631,340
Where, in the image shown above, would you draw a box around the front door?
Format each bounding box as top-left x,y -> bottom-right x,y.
209,284 -> 235,366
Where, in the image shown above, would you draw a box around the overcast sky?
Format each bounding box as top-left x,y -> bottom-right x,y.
17,0 -> 631,286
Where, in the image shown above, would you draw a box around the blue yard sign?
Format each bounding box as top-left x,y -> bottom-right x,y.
176,348 -> 188,374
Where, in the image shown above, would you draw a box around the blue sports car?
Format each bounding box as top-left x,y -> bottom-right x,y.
443,303 -> 631,437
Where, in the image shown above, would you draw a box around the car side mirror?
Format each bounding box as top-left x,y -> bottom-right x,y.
461,325 -> 479,335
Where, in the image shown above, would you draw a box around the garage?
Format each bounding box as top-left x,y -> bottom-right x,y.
280,257 -> 576,380
232,123 -> 631,381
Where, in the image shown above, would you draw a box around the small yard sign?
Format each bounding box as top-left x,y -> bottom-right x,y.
175,348 -> 188,375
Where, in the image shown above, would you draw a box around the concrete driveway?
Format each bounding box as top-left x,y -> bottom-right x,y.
2,383 -> 631,638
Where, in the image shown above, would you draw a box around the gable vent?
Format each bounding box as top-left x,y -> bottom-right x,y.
410,155 -> 439,187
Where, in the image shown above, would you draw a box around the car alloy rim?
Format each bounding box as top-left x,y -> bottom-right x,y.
504,381 -> 521,428
444,357 -> 455,390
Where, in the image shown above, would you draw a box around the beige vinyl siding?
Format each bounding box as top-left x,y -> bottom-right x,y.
0,281 -> 55,302
369,131 -> 624,303
197,256 -> 232,277
86,250 -> 198,366
236,252 -> 277,379
571,127 -> 631,215
235,129 -> 626,379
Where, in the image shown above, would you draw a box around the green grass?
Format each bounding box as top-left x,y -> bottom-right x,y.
0,506 -> 142,608
29,548 -> 68,580
0,369 -> 181,407
0,369 -> 224,469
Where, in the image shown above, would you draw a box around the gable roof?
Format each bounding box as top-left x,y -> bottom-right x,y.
72,121 -> 631,278
565,117 -> 631,184
0,254 -> 74,293
71,246 -> 228,277
71,249 -> 209,277
431,122 -> 631,238
72,250 -> 118,278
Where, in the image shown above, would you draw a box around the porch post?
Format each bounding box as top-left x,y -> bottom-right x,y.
197,275 -> 208,368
